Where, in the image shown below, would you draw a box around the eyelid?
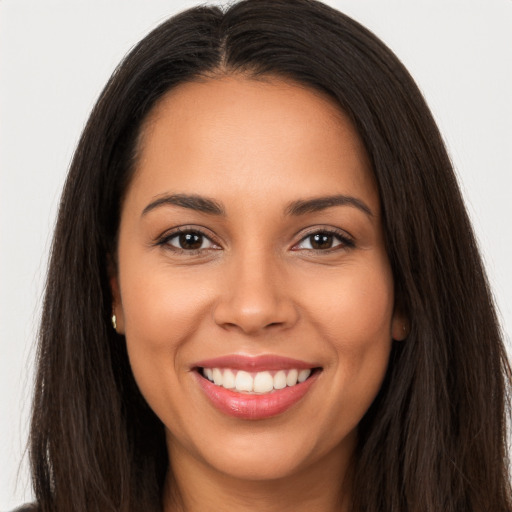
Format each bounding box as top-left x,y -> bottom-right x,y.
153,224 -> 354,254
291,226 -> 355,251
155,225 -> 222,251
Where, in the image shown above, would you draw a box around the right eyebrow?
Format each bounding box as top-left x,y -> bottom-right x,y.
141,193 -> 226,217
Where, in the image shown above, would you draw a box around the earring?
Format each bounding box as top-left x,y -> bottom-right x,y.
111,313 -> 117,331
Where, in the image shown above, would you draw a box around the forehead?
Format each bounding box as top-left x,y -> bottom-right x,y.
128,75 -> 378,214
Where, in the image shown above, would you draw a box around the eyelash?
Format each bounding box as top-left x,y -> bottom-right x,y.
156,227 -> 220,255
292,228 -> 355,253
155,226 -> 355,255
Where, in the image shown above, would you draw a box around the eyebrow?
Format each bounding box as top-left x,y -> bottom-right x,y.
142,193 -> 225,217
141,192 -> 373,218
285,195 -> 373,217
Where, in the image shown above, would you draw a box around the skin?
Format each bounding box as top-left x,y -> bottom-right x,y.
112,75 -> 406,512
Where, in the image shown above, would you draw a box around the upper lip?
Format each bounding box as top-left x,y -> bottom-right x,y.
193,354 -> 320,372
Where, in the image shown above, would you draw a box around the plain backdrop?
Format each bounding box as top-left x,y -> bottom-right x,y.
1,0 -> 511,509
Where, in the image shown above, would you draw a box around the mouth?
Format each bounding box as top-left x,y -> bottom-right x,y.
192,355 -> 322,419
197,367 -> 319,394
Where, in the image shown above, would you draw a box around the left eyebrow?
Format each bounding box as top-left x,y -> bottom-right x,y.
285,194 -> 374,217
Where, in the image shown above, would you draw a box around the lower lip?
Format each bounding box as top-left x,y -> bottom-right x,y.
194,371 -> 319,420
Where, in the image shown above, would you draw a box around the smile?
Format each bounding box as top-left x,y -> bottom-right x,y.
193,355 -> 321,419
201,367 -> 312,393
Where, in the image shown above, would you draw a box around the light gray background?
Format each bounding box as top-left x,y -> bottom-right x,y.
1,0 -> 511,508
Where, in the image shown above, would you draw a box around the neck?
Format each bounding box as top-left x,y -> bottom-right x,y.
162,433 -> 355,512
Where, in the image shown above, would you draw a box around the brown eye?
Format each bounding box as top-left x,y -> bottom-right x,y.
310,233 -> 334,250
178,232 -> 203,250
294,230 -> 354,252
162,230 -> 218,252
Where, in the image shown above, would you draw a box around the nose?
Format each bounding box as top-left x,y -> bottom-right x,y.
212,252 -> 299,335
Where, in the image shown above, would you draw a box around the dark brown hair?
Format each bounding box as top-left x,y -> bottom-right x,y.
30,1 -> 512,511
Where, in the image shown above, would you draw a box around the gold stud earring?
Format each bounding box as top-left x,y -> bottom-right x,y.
111,314 -> 117,331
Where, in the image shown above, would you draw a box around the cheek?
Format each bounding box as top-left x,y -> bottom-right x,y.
120,259 -> 213,347
296,260 -> 394,414
117,255 -> 216,406
299,259 -> 394,342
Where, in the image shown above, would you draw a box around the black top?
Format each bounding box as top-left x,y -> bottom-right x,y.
12,505 -> 38,512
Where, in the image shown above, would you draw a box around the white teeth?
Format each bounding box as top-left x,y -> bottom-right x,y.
202,367 -> 314,393
235,370 -> 253,392
274,370 -> 287,390
222,369 -> 235,389
253,371 -> 274,393
212,368 -> 223,386
298,369 -> 311,383
286,369 -> 298,386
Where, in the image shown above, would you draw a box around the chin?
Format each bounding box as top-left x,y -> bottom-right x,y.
166,417 -> 355,483
200,442 -> 317,481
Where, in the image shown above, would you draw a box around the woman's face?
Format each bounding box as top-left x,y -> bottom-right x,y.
113,76 -> 405,483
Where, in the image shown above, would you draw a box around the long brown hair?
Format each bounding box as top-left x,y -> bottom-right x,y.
30,1 -> 512,511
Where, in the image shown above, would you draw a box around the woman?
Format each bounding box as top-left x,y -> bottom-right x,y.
19,0 -> 512,511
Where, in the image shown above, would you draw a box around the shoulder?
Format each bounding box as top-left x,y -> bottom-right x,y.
11,505 -> 38,512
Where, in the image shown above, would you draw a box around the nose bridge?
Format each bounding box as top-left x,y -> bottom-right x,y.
213,245 -> 297,334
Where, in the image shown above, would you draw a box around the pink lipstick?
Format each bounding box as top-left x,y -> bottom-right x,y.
193,355 -> 321,420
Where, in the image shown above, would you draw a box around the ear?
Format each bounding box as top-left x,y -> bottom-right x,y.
391,306 -> 409,341
108,257 -> 125,335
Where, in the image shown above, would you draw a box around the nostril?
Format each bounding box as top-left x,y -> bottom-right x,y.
211,280 -> 301,336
